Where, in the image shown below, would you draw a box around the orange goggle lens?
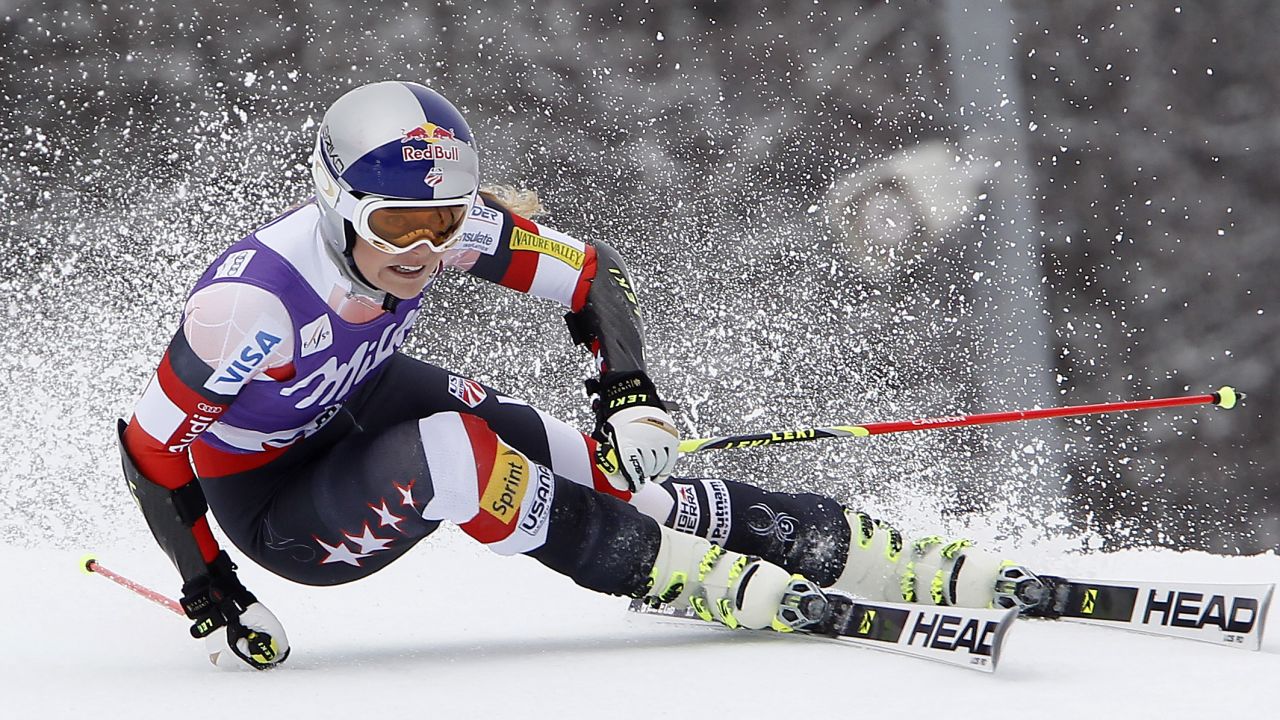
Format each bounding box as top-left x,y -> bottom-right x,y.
366,205 -> 468,249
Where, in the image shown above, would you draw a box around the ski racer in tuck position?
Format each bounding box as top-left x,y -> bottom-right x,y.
118,80 -> 1064,670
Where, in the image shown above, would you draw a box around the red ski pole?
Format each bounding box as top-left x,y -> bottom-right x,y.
678,386 -> 1243,454
81,555 -> 183,616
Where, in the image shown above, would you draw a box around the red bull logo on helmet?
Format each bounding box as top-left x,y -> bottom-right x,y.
400,122 -> 462,162
403,144 -> 460,162
401,122 -> 457,144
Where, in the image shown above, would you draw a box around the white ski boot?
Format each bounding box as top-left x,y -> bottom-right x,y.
828,509 -> 1064,613
639,525 -> 829,632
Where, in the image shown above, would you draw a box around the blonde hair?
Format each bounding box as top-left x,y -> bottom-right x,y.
480,184 -> 545,218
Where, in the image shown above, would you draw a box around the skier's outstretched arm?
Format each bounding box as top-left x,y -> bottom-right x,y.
119,282 -> 292,670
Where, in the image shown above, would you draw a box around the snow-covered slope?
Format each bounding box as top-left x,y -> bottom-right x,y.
4,531 -> 1277,718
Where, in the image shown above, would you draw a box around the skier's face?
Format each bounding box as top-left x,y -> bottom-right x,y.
351,236 -> 445,299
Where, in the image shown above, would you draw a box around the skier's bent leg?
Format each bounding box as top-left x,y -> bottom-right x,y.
417,413 -> 827,630
530,476 -> 826,630
635,478 -> 850,584
643,477 -> 1062,614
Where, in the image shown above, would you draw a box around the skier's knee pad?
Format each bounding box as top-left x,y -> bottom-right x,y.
828,510 -> 1010,609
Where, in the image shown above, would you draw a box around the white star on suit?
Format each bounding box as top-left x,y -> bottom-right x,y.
370,500 -> 406,533
395,480 -> 419,510
316,537 -> 368,567
345,523 -> 394,554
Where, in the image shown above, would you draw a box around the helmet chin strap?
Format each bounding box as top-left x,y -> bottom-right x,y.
318,220 -> 399,311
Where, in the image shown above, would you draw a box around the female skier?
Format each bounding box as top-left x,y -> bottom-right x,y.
118,80 -> 1060,670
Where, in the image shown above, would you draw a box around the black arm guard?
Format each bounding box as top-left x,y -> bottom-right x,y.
116,419 -> 212,583
564,239 -> 647,377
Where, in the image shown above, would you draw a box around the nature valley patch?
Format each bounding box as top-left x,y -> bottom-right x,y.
510,227 -> 585,269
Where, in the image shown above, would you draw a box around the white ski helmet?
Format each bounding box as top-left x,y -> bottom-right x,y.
310,81 -> 480,256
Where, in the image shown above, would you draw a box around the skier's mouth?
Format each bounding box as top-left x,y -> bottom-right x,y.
388,264 -> 426,278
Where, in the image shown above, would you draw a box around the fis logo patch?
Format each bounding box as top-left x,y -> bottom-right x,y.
298,314 -> 333,358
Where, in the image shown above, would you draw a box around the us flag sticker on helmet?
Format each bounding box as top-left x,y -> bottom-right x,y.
448,375 -> 488,408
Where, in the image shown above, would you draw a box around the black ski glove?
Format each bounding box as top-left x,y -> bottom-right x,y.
180,551 -> 289,670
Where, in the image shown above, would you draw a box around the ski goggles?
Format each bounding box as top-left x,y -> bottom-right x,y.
312,151 -> 475,255
351,195 -> 474,255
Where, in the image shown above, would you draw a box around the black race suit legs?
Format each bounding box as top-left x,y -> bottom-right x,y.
198,353 -> 658,596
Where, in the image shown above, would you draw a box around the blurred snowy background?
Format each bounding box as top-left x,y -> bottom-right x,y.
1,1 -> 1275,553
